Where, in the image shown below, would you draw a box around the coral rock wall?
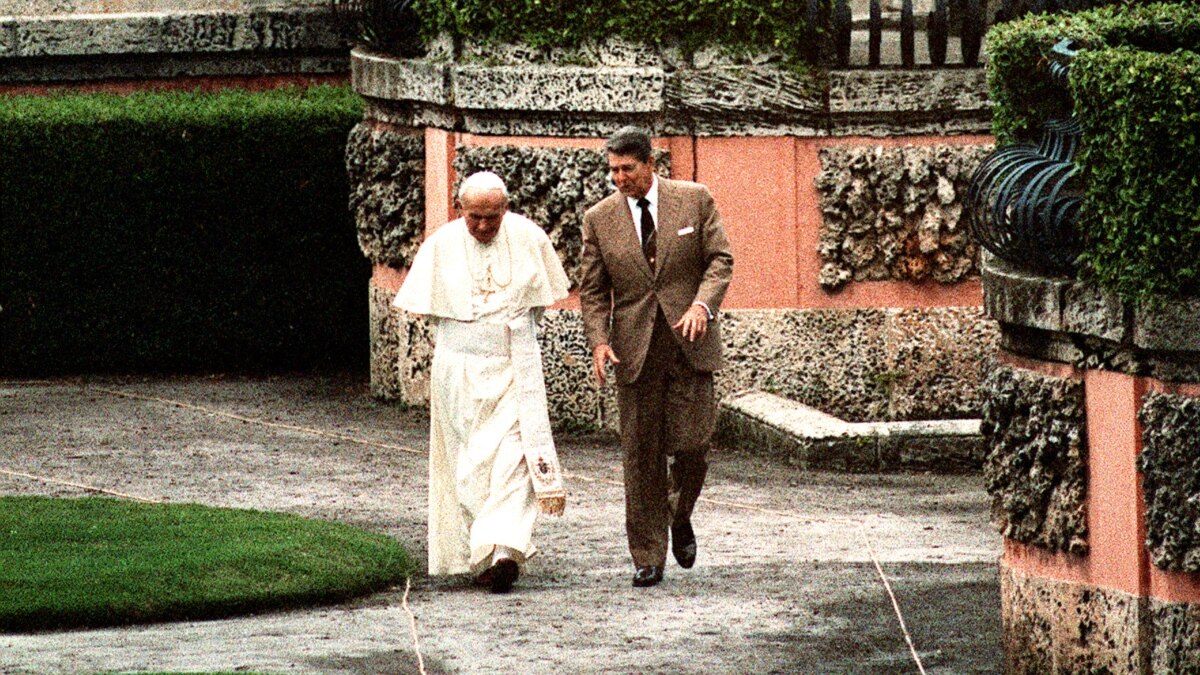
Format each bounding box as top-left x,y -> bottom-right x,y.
981,362 -> 1088,554
345,124 -> 425,267
1139,391 -> 1200,573
816,144 -> 992,289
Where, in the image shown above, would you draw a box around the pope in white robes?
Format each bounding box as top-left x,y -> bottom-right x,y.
392,171 -> 570,593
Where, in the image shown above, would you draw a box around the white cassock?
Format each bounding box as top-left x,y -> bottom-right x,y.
393,212 -> 570,576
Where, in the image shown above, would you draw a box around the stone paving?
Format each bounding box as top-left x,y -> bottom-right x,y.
0,374 -> 1002,673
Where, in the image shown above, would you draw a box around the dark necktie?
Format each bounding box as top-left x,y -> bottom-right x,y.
637,197 -> 656,269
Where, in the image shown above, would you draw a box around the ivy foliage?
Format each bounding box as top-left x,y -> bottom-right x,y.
985,2 -> 1200,302
413,0 -> 831,63
0,86 -> 367,375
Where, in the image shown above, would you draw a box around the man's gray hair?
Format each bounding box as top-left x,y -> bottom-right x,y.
458,171 -> 509,200
605,126 -> 652,163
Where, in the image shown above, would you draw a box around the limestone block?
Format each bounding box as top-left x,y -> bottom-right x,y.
3,8 -> 341,58
1138,391 -> 1200,573
874,421 -> 985,473
828,68 -> 991,115
1000,565 -> 1144,674
453,65 -> 665,113
981,361 -> 1088,554
666,66 -> 823,119
460,35 -> 662,68
10,14 -> 164,56
1150,599 -> 1200,673
9,1 -> 310,12
816,144 -> 991,288
457,113 -> 656,138
981,256 -> 1069,331
716,393 -> 881,471
718,391 -> 984,472
1133,296 -> 1200,353
344,123 -> 425,268
352,49 -> 450,105
1061,279 -> 1127,343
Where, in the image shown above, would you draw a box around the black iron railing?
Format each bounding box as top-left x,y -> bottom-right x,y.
965,39 -> 1083,275
827,0 -> 1115,68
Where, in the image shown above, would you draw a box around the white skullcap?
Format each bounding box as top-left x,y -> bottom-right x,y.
458,171 -> 509,199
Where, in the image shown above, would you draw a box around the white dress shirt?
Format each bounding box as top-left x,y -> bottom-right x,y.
625,176 -> 659,246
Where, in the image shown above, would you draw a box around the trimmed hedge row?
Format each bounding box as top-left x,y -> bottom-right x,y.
986,1 -> 1200,144
0,86 -> 367,375
985,2 -> 1200,302
1072,47 -> 1200,301
415,0 -> 831,63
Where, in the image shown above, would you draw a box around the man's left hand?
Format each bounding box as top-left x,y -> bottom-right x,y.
673,304 -> 709,342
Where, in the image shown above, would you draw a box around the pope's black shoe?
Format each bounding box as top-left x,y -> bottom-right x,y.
671,522 -> 697,569
632,565 -> 663,587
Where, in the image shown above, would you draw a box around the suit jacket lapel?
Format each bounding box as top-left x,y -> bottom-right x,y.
612,194 -> 654,281
653,179 -> 679,278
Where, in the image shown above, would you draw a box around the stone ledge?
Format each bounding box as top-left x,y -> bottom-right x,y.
0,7 -> 347,83
351,47 -> 992,137
717,390 -> 983,473
0,8 -> 344,56
983,254 -> 1200,363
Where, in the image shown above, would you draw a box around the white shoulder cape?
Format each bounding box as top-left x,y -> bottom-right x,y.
392,213 -> 570,318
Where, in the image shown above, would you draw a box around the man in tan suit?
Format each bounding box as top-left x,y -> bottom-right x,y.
579,127 -> 734,588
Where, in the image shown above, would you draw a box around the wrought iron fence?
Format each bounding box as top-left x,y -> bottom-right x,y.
965,39 -> 1083,275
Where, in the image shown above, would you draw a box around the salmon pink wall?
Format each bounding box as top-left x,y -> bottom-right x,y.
695,136 -> 800,309
416,132 -> 993,312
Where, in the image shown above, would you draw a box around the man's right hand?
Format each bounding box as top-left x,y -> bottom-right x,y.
592,344 -> 620,386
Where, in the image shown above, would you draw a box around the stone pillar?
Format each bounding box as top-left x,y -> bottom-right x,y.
981,254 -> 1200,672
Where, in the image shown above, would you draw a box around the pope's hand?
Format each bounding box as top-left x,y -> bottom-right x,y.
673,304 -> 709,342
592,344 -> 620,386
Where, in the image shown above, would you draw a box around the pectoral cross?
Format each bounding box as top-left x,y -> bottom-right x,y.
479,267 -> 499,301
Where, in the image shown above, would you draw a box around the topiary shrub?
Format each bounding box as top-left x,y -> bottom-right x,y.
984,1 -> 1200,303
1071,46 -> 1200,301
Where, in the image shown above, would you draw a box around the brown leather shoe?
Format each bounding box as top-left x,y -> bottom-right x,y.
671,522 -> 697,569
632,565 -> 663,587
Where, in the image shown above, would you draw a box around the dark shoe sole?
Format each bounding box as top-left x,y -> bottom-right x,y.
489,559 -> 519,594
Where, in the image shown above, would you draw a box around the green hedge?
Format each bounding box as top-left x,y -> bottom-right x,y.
985,2 -> 1200,302
415,0 -> 831,63
0,86 -> 367,375
985,1 -> 1200,144
1071,47 -> 1200,300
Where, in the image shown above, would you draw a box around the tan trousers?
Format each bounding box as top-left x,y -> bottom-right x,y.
616,310 -> 714,568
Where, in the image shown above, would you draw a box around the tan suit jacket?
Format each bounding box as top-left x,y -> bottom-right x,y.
579,178 -> 734,385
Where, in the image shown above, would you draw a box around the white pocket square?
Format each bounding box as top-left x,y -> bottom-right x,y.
677,226 -> 695,236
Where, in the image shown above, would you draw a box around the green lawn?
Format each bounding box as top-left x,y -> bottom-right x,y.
0,496 -> 413,632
